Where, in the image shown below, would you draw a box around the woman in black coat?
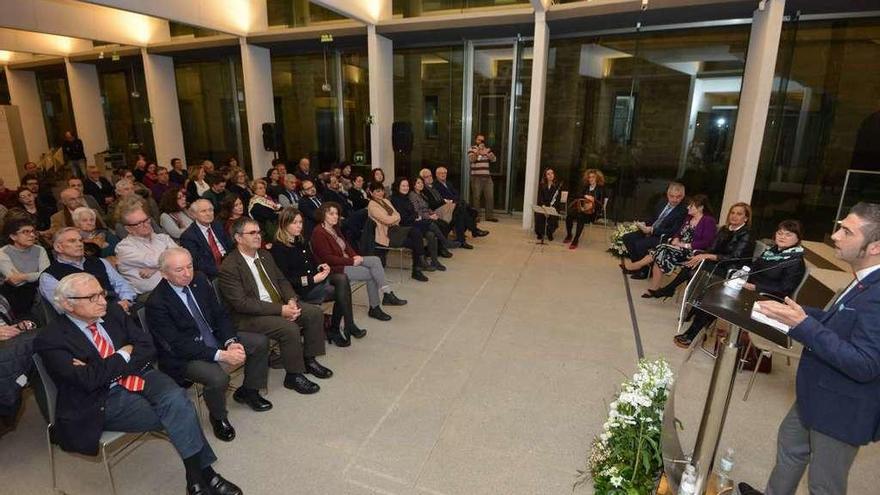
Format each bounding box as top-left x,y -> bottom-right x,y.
534,167 -> 563,241
270,208 -> 365,347
389,177 -> 448,270
674,219 -> 806,348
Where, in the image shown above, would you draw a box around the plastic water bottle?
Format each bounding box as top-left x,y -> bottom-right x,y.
724,265 -> 751,290
714,448 -> 735,493
678,464 -> 697,495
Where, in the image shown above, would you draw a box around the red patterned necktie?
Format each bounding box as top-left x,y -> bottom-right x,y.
207,227 -> 223,266
87,322 -> 145,392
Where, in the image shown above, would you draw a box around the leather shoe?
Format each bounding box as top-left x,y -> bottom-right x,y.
207,474 -> 243,495
209,415 -> 235,442
439,248 -> 453,258
737,482 -> 763,495
348,325 -> 367,339
472,229 -> 489,237
187,482 -> 212,495
305,357 -> 333,379
368,306 -> 392,321
485,217 -> 499,222
383,292 -> 407,306
431,260 -> 447,271
630,269 -> 649,280
284,373 -> 319,394
411,270 -> 429,282
326,328 -> 351,347
233,388 -> 273,412
459,241 -> 474,250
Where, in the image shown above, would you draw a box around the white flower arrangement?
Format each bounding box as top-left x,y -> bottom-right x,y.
609,222 -> 640,256
575,359 -> 674,494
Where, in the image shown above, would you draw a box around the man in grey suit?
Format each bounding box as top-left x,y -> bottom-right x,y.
217,217 -> 331,394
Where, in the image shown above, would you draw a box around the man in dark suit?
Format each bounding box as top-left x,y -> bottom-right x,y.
742,202 -> 880,495
218,217 -> 331,395
424,167 -> 487,244
83,164 -> 116,212
33,273 -> 241,495
297,179 -> 323,239
146,248 -> 271,443
180,199 -> 233,279
621,182 -> 687,279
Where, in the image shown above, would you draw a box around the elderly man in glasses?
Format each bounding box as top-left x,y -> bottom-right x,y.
33,272 -> 243,495
114,196 -> 178,298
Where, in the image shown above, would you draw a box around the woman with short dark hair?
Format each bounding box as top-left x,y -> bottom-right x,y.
0,217 -> 50,317
366,181 -> 430,282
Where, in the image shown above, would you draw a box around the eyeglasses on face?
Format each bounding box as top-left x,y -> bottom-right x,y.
125,218 -> 151,228
241,230 -> 262,236
68,290 -> 107,303
15,229 -> 37,236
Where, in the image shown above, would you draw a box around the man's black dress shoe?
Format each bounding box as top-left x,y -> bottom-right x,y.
438,248 -> 453,258
233,388 -> 273,412
459,241 -> 474,249
326,328 -> 351,347
631,269 -> 649,280
348,325 -> 367,339
187,482 -> 212,495
208,474 -> 243,495
305,357 -> 333,379
737,482 -> 763,495
485,217 -> 499,222
368,306 -> 392,321
472,229 -> 489,237
383,292 -> 407,306
209,416 -> 235,442
411,270 -> 429,282
284,373 -> 320,394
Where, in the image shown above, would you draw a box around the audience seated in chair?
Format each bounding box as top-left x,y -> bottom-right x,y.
0,217 -> 50,318
112,179 -> 165,238
348,175 -> 370,211
146,247 -> 272,443
83,165 -> 116,212
623,194 -> 717,297
409,176 -> 460,251
159,187 -> 194,241
218,195 -> 245,239
564,168 -> 607,250
180,199 -> 233,279
297,179 -> 324,239
11,187 -> 52,235
203,173 -> 230,212
217,217 -> 332,395
419,167 -> 486,247
366,181 -> 431,282
72,206 -> 120,259
114,196 -> 179,298
311,202 -> 406,322
186,164 -> 210,205
391,177 -> 451,270
620,182 -> 687,279
271,207 -> 366,347
247,179 -> 281,242
50,188 -> 106,234
226,169 -> 253,207
65,176 -> 102,213
276,174 -> 300,209
0,293 -> 37,434
33,272 -> 243,495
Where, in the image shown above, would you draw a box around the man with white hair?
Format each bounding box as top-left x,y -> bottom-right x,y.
115,197 -> 178,296
33,273 -> 243,495
49,187 -> 106,233
65,177 -> 102,212
180,199 -> 233,279
39,228 -> 136,313
146,248 -> 271,442
83,164 -> 115,211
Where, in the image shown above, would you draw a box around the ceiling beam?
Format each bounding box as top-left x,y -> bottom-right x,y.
0,0 -> 168,46
0,29 -> 91,57
311,0 -> 391,25
78,0 -> 265,36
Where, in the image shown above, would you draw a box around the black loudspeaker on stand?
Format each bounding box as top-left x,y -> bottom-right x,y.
262,122 -> 283,153
392,121 -> 413,178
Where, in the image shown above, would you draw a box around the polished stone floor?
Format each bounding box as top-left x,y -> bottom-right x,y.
1,217 -> 877,494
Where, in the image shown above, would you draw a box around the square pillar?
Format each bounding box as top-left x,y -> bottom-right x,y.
141,49 -> 186,169
65,60 -> 110,166
367,25 -> 395,182
4,67 -> 49,164
521,11 -> 550,230
721,0 -> 785,216
240,40 -> 277,177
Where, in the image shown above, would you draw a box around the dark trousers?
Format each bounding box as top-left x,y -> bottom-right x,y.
564,210 -> 597,243
239,303 -> 325,373
621,231 -> 660,260
389,225 -> 426,259
103,369 -> 216,466
534,212 -> 558,239
183,331 -> 269,420
301,274 -> 357,332
682,309 -> 715,341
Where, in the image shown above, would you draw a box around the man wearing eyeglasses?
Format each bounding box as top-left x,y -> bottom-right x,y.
114,197 -> 178,297
297,179 -> 323,239
218,217 -> 331,395
33,272 -> 243,495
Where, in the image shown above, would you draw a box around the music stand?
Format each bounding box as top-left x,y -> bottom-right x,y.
531,205 -> 560,245
662,265 -> 790,494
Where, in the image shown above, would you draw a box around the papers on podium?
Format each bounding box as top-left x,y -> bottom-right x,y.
532,205 -> 560,217
750,302 -> 791,334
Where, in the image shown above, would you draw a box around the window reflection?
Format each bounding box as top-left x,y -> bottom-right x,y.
36,69 -> 76,150
392,0 -> 529,18
97,60 -> 155,166
267,0 -> 346,27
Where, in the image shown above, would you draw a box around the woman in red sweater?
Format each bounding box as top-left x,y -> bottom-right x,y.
310,202 -> 407,321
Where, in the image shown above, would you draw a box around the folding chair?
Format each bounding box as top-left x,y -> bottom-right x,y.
33,354 -> 154,495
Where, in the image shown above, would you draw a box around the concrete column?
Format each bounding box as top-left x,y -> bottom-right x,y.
141,49 -> 186,169
521,11 -> 550,230
720,0 -> 785,216
4,67 -> 48,163
367,24 -> 394,181
65,60 -> 109,166
240,39 -> 277,177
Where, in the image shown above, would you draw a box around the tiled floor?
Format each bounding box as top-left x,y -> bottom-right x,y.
1,217 -> 877,494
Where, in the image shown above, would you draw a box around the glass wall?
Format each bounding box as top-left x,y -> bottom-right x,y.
0,71 -> 10,105
392,0 -> 529,17
97,59 -> 155,166
174,56 -> 251,172
541,26 -> 750,221
393,45 -> 464,186
267,0 -> 347,27
170,22 -> 221,38
271,48 -> 369,172
751,17 -> 880,242
36,69 -> 76,149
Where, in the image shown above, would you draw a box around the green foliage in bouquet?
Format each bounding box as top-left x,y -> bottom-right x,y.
609,223 -> 640,257
575,359 -> 674,494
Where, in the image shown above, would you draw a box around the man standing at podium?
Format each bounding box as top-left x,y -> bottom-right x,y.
742,202 -> 880,495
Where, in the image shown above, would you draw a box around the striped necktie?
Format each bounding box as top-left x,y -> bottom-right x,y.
87,322 -> 144,392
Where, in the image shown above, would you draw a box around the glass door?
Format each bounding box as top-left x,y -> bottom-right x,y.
463,37 -> 531,213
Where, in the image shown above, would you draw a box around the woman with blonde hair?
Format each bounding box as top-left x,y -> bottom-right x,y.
248,179 -> 282,241
185,163 -> 209,203
564,168 -> 607,249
